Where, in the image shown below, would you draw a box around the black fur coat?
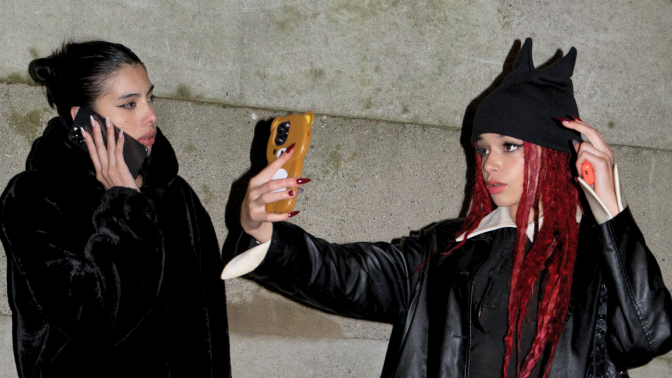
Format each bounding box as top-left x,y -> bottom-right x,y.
0,117 -> 231,377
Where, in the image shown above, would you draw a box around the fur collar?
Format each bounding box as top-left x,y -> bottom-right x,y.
26,117 -> 179,198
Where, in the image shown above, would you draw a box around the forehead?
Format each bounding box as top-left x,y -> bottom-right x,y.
476,133 -> 522,143
102,64 -> 152,97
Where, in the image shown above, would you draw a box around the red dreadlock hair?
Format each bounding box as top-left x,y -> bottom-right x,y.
444,141 -> 580,378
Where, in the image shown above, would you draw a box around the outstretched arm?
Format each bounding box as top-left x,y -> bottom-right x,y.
234,142 -> 436,321
242,220 -> 433,323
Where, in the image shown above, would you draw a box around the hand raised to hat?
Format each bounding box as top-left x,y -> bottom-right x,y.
558,117 -> 620,217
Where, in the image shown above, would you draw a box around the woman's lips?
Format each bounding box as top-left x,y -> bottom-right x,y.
137,131 -> 156,146
486,180 -> 507,194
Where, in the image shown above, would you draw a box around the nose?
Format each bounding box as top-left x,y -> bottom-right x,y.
144,102 -> 158,127
482,152 -> 499,175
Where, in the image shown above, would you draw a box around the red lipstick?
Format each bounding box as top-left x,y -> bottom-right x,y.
486,180 -> 507,194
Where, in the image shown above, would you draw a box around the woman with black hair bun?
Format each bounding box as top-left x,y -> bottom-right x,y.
230,38 -> 672,377
0,41 -> 231,377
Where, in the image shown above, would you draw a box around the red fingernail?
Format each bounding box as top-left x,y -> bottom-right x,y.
555,117 -> 572,124
288,211 -> 300,218
288,190 -> 295,197
286,143 -> 296,154
571,115 -> 583,122
296,178 -> 311,185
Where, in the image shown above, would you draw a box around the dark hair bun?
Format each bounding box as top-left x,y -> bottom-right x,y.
28,40 -> 143,121
28,57 -> 58,85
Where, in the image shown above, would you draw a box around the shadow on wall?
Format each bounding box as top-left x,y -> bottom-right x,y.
221,118 -> 273,264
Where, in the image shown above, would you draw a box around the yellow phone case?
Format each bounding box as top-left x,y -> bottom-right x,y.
265,111 -> 314,214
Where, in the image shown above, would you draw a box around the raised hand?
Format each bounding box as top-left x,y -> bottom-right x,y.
240,143 -> 311,243
81,116 -> 139,191
558,116 -> 619,216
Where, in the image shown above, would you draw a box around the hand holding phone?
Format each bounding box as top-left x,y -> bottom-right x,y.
265,111 -> 314,214
68,106 -> 147,179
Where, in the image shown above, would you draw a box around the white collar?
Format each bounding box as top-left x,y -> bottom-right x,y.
455,206 -> 582,242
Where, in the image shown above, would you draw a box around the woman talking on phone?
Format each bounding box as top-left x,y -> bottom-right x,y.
230,38 -> 672,377
0,41 -> 230,377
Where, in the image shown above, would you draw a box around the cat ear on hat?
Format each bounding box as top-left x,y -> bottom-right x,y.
510,38 -> 535,75
540,46 -> 577,80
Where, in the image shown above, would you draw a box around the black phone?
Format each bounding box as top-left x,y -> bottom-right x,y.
68,106 -> 148,179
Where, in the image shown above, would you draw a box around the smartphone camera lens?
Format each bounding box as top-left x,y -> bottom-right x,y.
275,122 -> 290,146
68,131 -> 83,143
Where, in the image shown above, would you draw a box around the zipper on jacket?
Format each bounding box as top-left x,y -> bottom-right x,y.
465,271 -> 475,378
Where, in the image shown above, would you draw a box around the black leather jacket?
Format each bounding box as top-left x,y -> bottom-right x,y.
244,208 -> 672,377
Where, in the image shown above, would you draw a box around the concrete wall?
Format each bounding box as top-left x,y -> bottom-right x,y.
1,0 -> 672,377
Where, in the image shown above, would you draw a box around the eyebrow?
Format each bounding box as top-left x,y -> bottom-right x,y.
117,84 -> 155,101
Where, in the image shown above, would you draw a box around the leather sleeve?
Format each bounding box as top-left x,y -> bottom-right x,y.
598,207 -> 672,369
245,221 -> 434,324
0,175 -> 165,344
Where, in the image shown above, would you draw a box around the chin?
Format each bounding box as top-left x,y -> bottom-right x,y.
492,199 -> 519,209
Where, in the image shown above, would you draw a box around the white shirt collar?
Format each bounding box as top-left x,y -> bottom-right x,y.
455,206 -> 582,242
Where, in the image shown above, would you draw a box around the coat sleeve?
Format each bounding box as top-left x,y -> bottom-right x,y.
0,175 -> 164,344
244,220 -> 436,324
598,207 -> 672,369
179,180 -> 231,377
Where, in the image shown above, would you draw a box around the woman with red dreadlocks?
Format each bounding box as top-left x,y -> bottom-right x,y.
227,38 -> 672,377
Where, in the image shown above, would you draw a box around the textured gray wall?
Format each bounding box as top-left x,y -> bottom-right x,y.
2,0 -> 672,377
3,0 -> 671,149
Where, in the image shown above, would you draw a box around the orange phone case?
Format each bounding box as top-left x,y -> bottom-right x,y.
265,111 -> 314,214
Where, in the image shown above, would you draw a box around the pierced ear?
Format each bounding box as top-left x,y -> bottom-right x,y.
303,111 -> 315,127
511,38 -> 535,75
70,106 -> 80,121
542,47 -> 577,78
